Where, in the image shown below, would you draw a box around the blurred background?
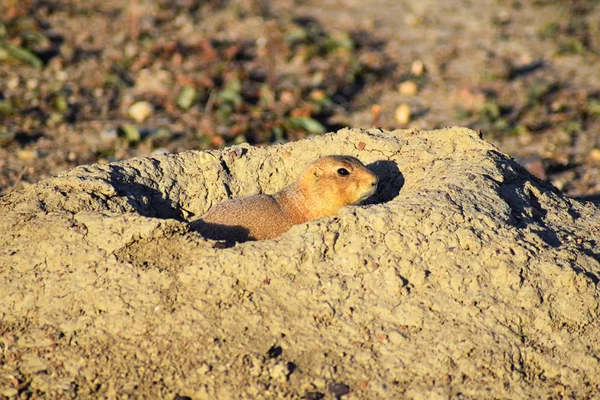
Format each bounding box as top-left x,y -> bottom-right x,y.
0,0 -> 599,202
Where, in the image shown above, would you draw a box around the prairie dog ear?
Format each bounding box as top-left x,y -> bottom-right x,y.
312,165 -> 323,180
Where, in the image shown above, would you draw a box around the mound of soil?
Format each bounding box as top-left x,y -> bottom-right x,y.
1,127 -> 599,399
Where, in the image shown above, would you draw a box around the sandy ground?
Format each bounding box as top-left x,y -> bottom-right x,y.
1,128 -> 599,399
2,1 -> 600,399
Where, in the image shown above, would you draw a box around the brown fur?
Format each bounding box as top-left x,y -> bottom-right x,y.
195,155 -> 378,242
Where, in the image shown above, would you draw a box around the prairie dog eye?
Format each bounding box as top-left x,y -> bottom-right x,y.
337,168 -> 350,176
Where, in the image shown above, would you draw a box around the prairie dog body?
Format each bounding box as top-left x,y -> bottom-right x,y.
196,155 -> 378,242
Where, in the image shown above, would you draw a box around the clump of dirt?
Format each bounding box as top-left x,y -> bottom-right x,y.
1,128 -> 599,399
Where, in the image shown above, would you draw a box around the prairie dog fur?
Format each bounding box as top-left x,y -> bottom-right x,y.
195,155 -> 378,242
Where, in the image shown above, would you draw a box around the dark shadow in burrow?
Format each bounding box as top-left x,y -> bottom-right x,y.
363,160 -> 404,205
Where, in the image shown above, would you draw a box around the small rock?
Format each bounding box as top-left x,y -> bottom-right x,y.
17,149 -> 37,162
1,388 -> 18,397
128,101 -> 153,123
371,104 -> 382,123
26,79 -> 39,90
269,363 -> 289,382
411,59 -> 425,76
394,104 -> 411,125
124,43 -> 138,58
135,69 -> 172,95
7,76 -> 20,90
310,89 -> 326,101
101,128 -> 118,143
55,70 -> 68,81
328,382 -> 350,398
398,80 -> 418,96
587,148 -> 600,163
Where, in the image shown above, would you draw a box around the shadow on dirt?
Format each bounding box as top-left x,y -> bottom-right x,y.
494,156 -> 600,281
190,220 -> 251,245
108,164 -> 185,221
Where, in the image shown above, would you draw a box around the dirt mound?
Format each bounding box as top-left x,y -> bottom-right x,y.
1,127 -> 599,399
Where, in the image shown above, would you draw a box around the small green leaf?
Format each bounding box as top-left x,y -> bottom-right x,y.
177,86 -> 197,110
0,131 -> 15,146
118,124 -> 141,144
0,42 -> 42,68
147,128 -> 171,140
288,116 -> 326,135
587,99 -> 600,116
216,104 -> 233,124
54,96 -> 68,113
217,79 -> 242,107
558,39 -> 587,55
0,100 -> 14,116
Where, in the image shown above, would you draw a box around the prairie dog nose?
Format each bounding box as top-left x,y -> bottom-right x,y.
371,175 -> 379,187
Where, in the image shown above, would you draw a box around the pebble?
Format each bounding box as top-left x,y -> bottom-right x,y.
398,80 -> 418,96
26,79 -> 39,90
411,59 -> 425,76
588,148 -> 600,163
135,69 -> 172,95
1,388 -> 18,397
328,382 -> 350,398
371,104 -> 382,122
7,77 -> 20,90
17,149 -> 37,161
269,363 -> 288,382
101,128 -> 118,142
128,101 -> 153,123
394,103 -> 411,125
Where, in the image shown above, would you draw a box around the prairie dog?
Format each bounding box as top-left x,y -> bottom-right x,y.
195,155 -> 378,242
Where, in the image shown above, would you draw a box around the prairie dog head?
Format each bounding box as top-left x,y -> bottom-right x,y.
298,155 -> 378,218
